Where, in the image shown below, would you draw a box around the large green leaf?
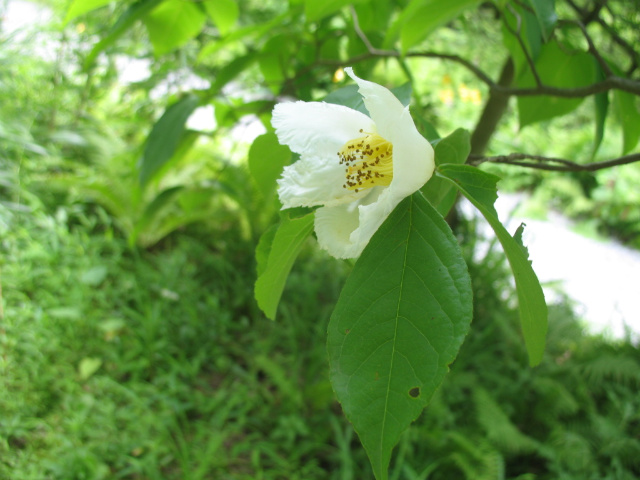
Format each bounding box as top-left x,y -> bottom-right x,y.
143,0 -> 207,56
254,213 -> 315,320
83,0 -> 163,70
501,2 -> 543,78
526,0 -> 557,42
328,193 -> 472,480
437,164 -> 547,366
203,0 -> 238,35
388,0 -> 480,52
517,41 -> 595,127
139,95 -> 200,187
422,128 -> 470,216
593,63 -> 609,158
248,133 -> 291,199
612,89 -> 640,155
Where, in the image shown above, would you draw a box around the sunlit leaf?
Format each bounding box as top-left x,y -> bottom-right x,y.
389,0 -> 481,52
437,164 -> 547,366
143,0 -> 207,56
249,133 -> 291,199
255,213 -> 315,320
328,193 -> 472,480
78,357 -> 102,380
203,0 -> 239,35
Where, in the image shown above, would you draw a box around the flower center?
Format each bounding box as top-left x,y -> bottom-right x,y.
338,130 -> 393,193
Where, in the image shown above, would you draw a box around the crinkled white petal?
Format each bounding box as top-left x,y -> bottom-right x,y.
277,153 -> 368,209
314,202 -> 365,259
349,188 -> 398,251
272,101 -> 374,156
315,187 -> 393,259
345,67 -> 435,199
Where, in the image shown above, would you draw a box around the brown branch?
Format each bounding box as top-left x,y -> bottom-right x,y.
469,152 -> 640,172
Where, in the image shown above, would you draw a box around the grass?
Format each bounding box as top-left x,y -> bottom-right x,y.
1,202 -> 365,479
2,201 -> 639,480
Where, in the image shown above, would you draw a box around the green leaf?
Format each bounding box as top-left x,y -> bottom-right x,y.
255,213 -> 315,320
517,41 -> 595,127
389,0 -> 481,52
612,89 -> 640,154
203,0 -> 239,35
415,116 -> 440,143
526,0 -> 557,42
197,12 -> 290,60
256,223 -> 279,278
328,193 -> 472,480
501,3 -> 543,78
65,0 -> 112,23
304,0 -> 359,21
209,53 -> 258,94
422,128 -> 470,216
143,0 -> 207,56
436,164 -> 547,366
131,186 -> 184,244
78,357 -> 102,380
592,63 -> 609,158
259,34 -> 295,93
139,95 -> 200,187
83,0 -> 163,70
248,133 -> 291,199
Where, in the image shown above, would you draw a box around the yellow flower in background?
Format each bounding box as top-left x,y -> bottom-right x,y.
272,67 -> 435,259
459,83 -> 482,105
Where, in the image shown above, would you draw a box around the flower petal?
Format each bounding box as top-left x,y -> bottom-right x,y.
272,101 -> 374,156
315,187 -> 395,259
278,153 -> 367,209
314,202 -> 364,259
344,67 -> 406,140
349,188 -> 397,251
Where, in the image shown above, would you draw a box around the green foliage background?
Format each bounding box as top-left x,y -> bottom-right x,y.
1,0 -> 639,478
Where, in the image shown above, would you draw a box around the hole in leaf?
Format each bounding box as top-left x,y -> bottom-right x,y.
409,387 -> 420,398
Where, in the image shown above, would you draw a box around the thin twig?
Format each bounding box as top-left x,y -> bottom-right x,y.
349,6 -> 396,56
560,19 -> 614,76
469,152 -> 640,172
567,0 -> 640,70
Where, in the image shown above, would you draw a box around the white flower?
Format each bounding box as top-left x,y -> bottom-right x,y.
272,67 -> 435,259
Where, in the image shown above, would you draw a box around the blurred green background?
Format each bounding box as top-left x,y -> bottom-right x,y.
1,0 -> 639,478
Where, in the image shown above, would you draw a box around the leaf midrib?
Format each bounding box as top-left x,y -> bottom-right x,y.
378,197 -> 414,473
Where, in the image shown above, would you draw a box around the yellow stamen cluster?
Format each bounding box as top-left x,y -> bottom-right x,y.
338,130 -> 393,193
